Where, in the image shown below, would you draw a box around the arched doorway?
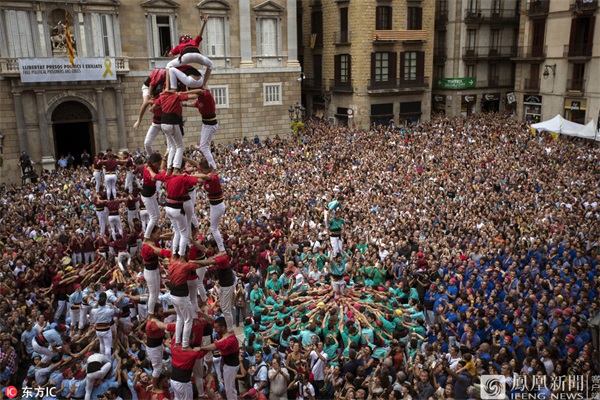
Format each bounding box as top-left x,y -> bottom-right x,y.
52,101 -> 94,166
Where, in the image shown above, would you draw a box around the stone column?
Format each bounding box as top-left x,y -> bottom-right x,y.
115,86 -> 127,151
286,0 -> 299,67
34,90 -> 55,170
239,0 -> 253,67
12,91 -> 29,155
96,88 -> 109,150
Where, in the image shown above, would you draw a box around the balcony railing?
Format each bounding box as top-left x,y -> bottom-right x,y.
465,8 -> 520,23
570,0 -> 598,12
526,0 -> 550,17
329,79 -> 353,92
524,78 -> 541,92
367,76 -> 429,91
564,43 -> 593,58
462,46 -> 516,59
465,9 -> 484,21
334,31 -> 351,45
0,57 -> 130,77
513,45 -> 547,59
487,78 -> 514,87
434,47 -> 447,60
567,79 -> 586,93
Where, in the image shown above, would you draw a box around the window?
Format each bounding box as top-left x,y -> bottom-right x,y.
3,10 -> 35,57
490,29 -> 499,51
403,51 -> 417,80
467,29 -> 477,49
259,18 -> 278,56
489,64 -> 498,85
334,54 -> 352,85
311,10 -> 323,47
263,83 -> 282,105
211,85 -> 229,108
407,7 -> 423,30
206,16 -> 226,57
467,0 -> 477,13
149,15 -> 176,57
339,7 -> 349,43
466,65 -> 475,78
375,52 -> 389,82
376,6 -> 392,30
492,0 -> 501,14
91,14 -> 115,56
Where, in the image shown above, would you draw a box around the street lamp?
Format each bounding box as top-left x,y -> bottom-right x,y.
288,102 -> 305,122
543,64 -> 556,79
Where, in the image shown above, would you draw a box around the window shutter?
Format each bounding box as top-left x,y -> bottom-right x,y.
415,7 -> 423,30
91,14 -> 103,56
103,15 -> 115,56
569,19 -> 578,48
347,55 -> 352,81
417,51 -> 424,80
334,54 -> 341,81
18,11 -> 35,57
389,51 -> 397,82
587,16 -> 595,55
151,15 -> 160,57
370,52 -> 376,83
169,16 -> 176,53
400,51 -> 406,82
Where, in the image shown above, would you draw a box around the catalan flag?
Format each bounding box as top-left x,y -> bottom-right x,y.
65,11 -> 75,68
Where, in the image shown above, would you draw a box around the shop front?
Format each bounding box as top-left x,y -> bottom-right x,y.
433,95 -> 446,115
461,95 -> 476,117
523,95 -> 542,123
564,99 -> 586,124
481,93 -> 500,113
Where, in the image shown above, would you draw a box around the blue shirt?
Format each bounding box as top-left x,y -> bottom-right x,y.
21,329 -> 37,355
91,305 -> 116,324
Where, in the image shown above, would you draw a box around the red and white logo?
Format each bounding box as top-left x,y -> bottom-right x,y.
5,386 -> 18,399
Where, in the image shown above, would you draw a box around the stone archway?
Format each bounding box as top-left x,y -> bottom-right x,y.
51,101 -> 94,166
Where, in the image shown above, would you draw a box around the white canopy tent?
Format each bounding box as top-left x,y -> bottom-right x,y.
531,114 -> 600,141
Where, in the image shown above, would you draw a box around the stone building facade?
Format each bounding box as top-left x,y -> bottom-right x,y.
298,0 -> 435,128
0,0 -> 301,183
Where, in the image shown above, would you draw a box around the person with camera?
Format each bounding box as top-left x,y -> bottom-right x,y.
290,372 -> 315,400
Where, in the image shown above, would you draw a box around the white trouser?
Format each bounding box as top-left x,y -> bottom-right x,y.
84,251 -> 95,264
127,209 -> 139,226
166,206 -> 188,256
168,67 -> 204,90
105,173 -> 117,200
71,252 -> 82,265
55,300 -> 67,320
171,294 -> 193,348
125,171 -> 134,193
202,335 -> 213,362
69,307 -> 81,329
96,328 -> 113,358
84,362 -> 112,400
80,305 -> 90,329
142,195 -> 160,239
32,339 -> 54,364
330,236 -> 343,257
147,345 -> 164,378
138,303 -> 148,321
171,379 -> 193,400
162,124 -> 184,169
209,202 -> 226,251
213,355 -> 223,383
117,251 -> 131,271
108,215 -> 123,240
219,283 -> 235,333
96,210 -> 107,236
167,53 -> 213,70
193,358 -> 205,395
183,195 -> 198,234
144,268 -> 161,316
144,123 -> 162,155
199,123 -> 218,169
140,209 -> 150,233
93,171 -> 103,192
332,279 -> 346,295
196,267 -> 207,302
187,278 -> 199,315
223,364 -> 239,400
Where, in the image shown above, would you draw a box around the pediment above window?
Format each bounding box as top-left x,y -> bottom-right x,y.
196,0 -> 231,11
141,0 -> 180,9
254,0 -> 285,14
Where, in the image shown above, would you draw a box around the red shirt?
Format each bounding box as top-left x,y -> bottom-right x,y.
154,92 -> 189,118
110,234 -> 128,252
165,174 -> 199,199
101,158 -> 121,173
142,166 -> 158,187
202,174 -> 223,204
167,319 -> 206,346
146,319 -> 166,340
105,199 -> 121,215
141,243 -> 170,265
170,338 -> 204,371
148,69 -> 167,88
95,237 -> 109,251
168,259 -> 197,286
93,157 -> 104,171
170,36 -> 201,56
193,91 -> 216,117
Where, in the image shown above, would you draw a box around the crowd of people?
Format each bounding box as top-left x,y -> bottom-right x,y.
0,111 -> 598,400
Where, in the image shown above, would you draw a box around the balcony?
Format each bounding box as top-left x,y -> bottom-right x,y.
484,8 -> 520,24
303,78 -> 324,92
334,31 -> 351,45
434,47 -> 447,64
372,30 -> 428,43
512,45 -> 547,60
526,0 -> 550,17
524,78 -> 541,92
564,43 -> 593,58
462,46 -> 516,60
486,78 -> 514,88
367,76 -> 429,92
0,57 -> 130,77
329,79 -> 353,93
435,2 -> 448,25
567,79 -> 586,94
570,0 -> 598,13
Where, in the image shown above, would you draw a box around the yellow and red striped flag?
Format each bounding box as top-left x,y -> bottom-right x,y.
65,11 -> 75,67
